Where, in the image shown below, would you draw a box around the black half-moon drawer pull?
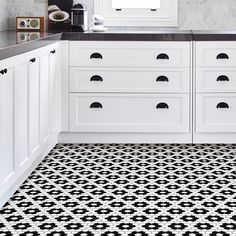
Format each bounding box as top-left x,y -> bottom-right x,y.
90,75 -> 103,82
90,53 -> 103,59
90,102 -> 103,109
156,103 -> 169,109
156,76 -> 169,82
30,58 -> 36,63
217,75 -> 229,82
50,50 -> 56,54
157,53 -> 169,60
216,102 -> 229,109
216,53 -> 229,60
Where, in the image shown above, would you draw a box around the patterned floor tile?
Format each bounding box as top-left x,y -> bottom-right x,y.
0,144 -> 236,236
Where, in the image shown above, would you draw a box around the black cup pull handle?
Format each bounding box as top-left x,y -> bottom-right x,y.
50,50 -> 56,54
156,103 -> 169,109
3,69 -> 7,74
0,69 -> 4,75
90,102 -> 103,109
216,102 -> 229,109
90,53 -> 103,59
157,53 -> 169,60
217,75 -> 229,82
216,53 -> 229,60
90,75 -> 103,82
30,58 -> 36,63
156,76 -> 169,82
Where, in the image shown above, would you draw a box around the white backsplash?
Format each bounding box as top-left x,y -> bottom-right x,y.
4,0 -> 236,30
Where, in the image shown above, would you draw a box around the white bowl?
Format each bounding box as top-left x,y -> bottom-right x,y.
49,11 -> 69,22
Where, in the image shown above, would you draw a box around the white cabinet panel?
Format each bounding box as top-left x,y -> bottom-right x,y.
15,61 -> 29,170
70,68 -> 190,93
196,42 -> 236,67
29,57 -> 40,159
196,93 -> 236,133
70,41 -> 190,68
0,66 -> 15,195
196,68 -> 236,93
70,93 -> 190,133
40,53 -> 50,144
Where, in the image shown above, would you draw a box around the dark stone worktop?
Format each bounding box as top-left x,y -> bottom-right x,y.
2,30 -> 236,61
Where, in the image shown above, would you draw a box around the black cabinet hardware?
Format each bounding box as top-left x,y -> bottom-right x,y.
156,103 -> 169,109
217,75 -> 229,82
156,75 -> 169,82
90,102 -> 103,109
216,102 -> 229,109
151,9 -> 157,11
50,50 -> 56,54
157,53 -> 169,60
90,75 -> 103,82
115,9 -> 122,11
0,69 -> 7,75
90,53 -> 103,59
30,58 -> 36,63
216,53 -> 229,60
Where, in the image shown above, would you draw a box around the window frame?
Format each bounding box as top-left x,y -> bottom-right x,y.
94,0 -> 178,27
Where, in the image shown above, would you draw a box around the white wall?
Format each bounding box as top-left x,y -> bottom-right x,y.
0,0 -> 9,30
6,0 -> 236,30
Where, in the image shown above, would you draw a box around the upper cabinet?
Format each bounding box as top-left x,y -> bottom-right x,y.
94,0 -> 178,27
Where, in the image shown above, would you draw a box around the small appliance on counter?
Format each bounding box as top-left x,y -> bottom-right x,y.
16,17 -> 44,32
90,15 -> 107,32
71,3 -> 88,32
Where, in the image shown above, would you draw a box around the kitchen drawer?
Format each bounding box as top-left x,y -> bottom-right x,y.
196,93 -> 236,132
69,93 -> 190,133
69,41 -> 190,68
196,68 -> 236,93
196,42 -> 236,67
70,68 -> 190,93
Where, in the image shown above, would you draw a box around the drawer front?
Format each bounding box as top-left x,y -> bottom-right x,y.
196,94 -> 236,132
196,68 -> 236,93
196,42 -> 236,67
70,68 -> 190,93
70,93 -> 190,133
70,41 -> 190,68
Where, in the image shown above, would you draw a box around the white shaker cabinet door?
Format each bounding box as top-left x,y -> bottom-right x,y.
29,57 -> 41,160
40,53 -> 50,145
0,65 -> 15,197
14,60 -> 30,172
49,45 -> 61,135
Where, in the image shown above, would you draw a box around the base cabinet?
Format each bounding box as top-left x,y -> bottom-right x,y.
0,42 -> 61,208
0,64 -> 15,196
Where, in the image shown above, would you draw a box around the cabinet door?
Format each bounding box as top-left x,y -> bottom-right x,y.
29,57 -> 41,159
0,66 -> 15,196
50,46 -> 61,135
40,53 -> 50,144
15,60 -> 30,171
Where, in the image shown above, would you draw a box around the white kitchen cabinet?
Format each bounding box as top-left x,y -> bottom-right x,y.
70,93 -> 190,133
29,56 -> 41,160
0,62 -> 15,197
0,42 -> 62,208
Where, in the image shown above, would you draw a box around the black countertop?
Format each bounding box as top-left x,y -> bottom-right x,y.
2,30 -> 236,61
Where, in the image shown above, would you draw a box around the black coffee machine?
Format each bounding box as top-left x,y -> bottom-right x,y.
71,3 -> 88,32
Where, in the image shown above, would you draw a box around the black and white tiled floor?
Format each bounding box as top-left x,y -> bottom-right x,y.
0,144 -> 236,236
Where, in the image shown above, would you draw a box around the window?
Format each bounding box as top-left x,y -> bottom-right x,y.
94,0 -> 178,27
112,0 -> 161,9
